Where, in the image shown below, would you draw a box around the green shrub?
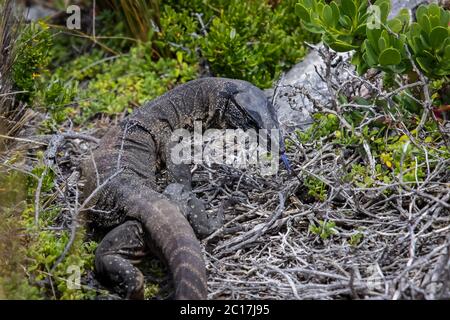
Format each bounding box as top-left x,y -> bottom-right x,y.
295,0 -> 450,78
408,4 -> 450,77
297,108 -> 450,190
199,0 -> 310,88
348,231 -> 364,246
157,0 -> 316,88
309,220 -> 337,239
12,21 -> 53,101
304,176 -> 328,201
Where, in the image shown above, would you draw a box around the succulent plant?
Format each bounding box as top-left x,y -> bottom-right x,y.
295,0 -> 372,52
295,0 -> 450,78
408,4 -> 450,76
362,7 -> 410,74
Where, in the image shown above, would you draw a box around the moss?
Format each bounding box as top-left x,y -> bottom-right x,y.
47,45 -> 198,124
0,156 -> 98,299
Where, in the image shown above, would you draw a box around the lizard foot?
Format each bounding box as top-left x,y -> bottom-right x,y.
163,183 -> 224,239
95,220 -> 148,299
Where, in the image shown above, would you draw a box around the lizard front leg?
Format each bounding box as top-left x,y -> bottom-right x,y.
163,140 -> 224,238
163,183 -> 224,238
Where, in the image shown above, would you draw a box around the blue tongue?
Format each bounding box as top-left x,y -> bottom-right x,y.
281,153 -> 292,174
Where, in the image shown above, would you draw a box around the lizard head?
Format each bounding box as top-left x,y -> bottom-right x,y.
221,81 -> 279,132
219,80 -> 291,173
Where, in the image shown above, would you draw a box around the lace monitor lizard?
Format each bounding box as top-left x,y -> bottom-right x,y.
81,77 -> 288,299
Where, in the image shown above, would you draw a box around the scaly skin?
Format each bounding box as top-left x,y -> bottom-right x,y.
82,77 -> 281,299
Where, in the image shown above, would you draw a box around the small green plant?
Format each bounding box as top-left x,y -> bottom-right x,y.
1,155 -> 99,299
408,4 -> 450,76
309,220 -> 337,239
363,8 -> 410,73
295,0 -> 376,51
297,113 -> 340,143
348,231 -> 364,246
12,21 -> 53,101
304,176 -> 328,201
346,164 -> 375,187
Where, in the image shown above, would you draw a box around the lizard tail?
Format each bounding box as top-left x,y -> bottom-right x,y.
125,188 -> 208,300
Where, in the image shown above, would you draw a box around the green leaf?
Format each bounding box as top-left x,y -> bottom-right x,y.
303,21 -> 324,34
229,28 -> 236,40
415,5 -> 427,22
355,23 -> 366,36
328,40 -> 358,52
394,35 -> 407,51
388,62 -> 407,74
387,19 -> 402,33
295,4 -> 311,22
420,34 -> 431,50
379,48 -> 402,65
427,4 -> 441,18
429,15 -> 441,29
322,5 -> 334,26
360,11 -> 371,24
352,50 -> 369,74
416,56 -> 432,73
351,52 -> 360,65
419,14 -> 432,35
440,10 -> 449,27
357,0 -> 369,17
445,45 -> 450,60
423,49 -> 437,61
378,1 -> 391,23
378,36 -> 387,52
339,15 -> 353,29
317,2 -> 325,17
435,67 -> 450,76
364,41 -> 378,66
356,61 -> 370,75
301,0 -> 314,10
302,0 -> 314,9
330,2 -> 340,23
341,0 -> 356,19
367,27 -> 382,47
430,26 -> 448,50
381,30 -> 390,47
